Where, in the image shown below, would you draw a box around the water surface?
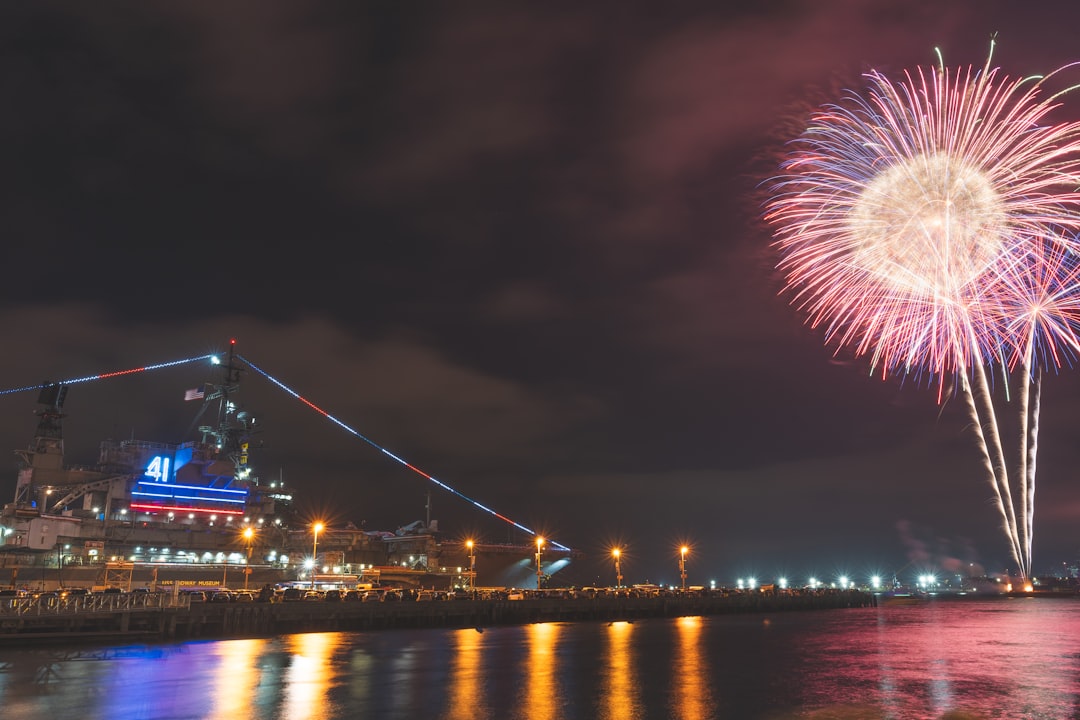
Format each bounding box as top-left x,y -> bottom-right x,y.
1,596 -> 1077,719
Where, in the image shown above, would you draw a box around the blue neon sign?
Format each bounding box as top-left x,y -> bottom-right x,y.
143,455 -> 172,483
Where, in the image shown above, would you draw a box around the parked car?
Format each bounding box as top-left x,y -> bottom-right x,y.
323,589 -> 344,602
415,590 -> 436,602
233,591 -> 255,602
281,587 -> 305,602
61,587 -> 91,599
210,591 -> 234,603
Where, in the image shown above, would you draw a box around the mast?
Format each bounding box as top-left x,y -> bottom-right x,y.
187,339 -> 257,484
11,383 -> 68,508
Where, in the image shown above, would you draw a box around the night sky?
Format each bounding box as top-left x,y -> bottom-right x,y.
2,1 -> 1079,587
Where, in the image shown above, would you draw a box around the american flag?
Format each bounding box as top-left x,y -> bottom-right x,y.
184,387 -> 205,401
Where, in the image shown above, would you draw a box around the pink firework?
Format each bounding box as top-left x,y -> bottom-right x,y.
765,44 -> 1080,578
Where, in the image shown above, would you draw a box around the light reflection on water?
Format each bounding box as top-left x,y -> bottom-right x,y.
672,615 -> 712,720
782,597 -> 1080,719
442,628 -> 489,720
521,621 -> 565,720
1,598 -> 1080,719
208,638 -> 267,720
601,621 -> 642,720
280,632 -> 343,720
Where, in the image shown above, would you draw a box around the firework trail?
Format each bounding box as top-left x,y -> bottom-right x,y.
765,41 -> 1080,579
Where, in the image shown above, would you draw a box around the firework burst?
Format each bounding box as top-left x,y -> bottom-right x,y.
765,42 -> 1080,578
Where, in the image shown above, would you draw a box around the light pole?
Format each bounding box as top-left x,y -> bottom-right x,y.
535,536 -> 545,590
679,546 -> 688,592
311,522 -> 324,590
612,548 -> 623,588
466,539 -> 476,590
243,527 -> 255,590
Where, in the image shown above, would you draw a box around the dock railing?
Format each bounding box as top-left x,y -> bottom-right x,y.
0,591 -> 190,617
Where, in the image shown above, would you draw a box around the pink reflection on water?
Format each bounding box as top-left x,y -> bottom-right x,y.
794,598 -> 1080,718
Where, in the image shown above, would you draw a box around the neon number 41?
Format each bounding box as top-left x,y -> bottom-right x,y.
145,455 -> 171,483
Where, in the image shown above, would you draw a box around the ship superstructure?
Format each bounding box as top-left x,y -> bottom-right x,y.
0,346 -> 287,566
0,344 -> 575,591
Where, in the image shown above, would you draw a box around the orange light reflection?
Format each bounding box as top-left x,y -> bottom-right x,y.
672,616 -> 713,720
208,637 -> 267,720
600,621 -> 642,720
443,628 -> 491,720
283,632 -> 344,720
521,622 -> 565,720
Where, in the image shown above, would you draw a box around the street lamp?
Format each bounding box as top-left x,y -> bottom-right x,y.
679,546 -> 688,592
242,527 -> 255,590
535,536 -> 545,590
466,539 -> 476,591
311,522 -> 324,589
612,548 -> 623,588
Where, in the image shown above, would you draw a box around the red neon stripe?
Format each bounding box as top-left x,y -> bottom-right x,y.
298,396 -> 330,417
402,462 -> 431,479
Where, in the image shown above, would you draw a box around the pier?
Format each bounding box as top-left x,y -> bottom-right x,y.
0,589 -> 874,646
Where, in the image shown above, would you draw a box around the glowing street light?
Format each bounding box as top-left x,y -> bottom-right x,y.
535,536 -> 545,590
311,521 -> 325,589
242,526 -> 255,590
612,547 -> 623,588
466,539 -> 476,590
679,546 -> 688,592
